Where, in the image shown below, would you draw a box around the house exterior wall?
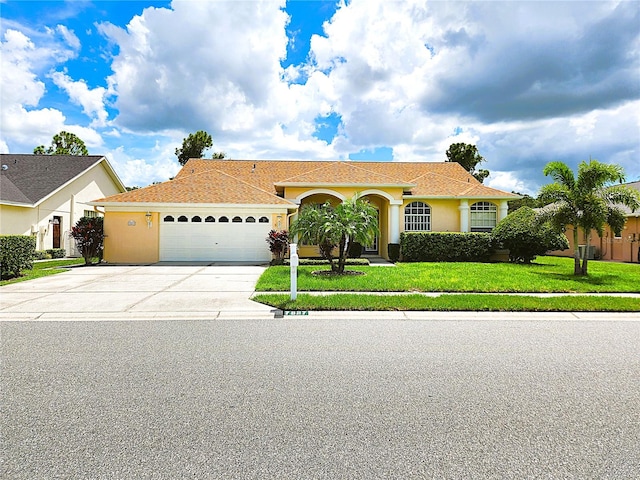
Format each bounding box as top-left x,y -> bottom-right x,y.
103,211 -> 160,264
0,163 -> 123,253
550,217 -> 640,263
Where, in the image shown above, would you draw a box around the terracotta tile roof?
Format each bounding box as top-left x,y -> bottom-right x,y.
95,159 -> 518,205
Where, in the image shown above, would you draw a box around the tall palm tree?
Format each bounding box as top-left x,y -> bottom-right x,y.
538,160 -> 640,275
290,195 -> 379,274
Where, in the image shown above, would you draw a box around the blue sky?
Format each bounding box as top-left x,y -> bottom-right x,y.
1,0 -> 639,193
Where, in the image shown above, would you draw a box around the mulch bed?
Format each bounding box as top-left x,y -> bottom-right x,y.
312,270 -> 365,277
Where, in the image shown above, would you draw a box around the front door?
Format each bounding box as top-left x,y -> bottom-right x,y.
363,209 -> 379,254
53,216 -> 62,249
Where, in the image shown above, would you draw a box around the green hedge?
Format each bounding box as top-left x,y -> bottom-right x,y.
400,232 -> 494,262
47,248 -> 66,259
0,235 -> 36,279
284,258 -> 370,266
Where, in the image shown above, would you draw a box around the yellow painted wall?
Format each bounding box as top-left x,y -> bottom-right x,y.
401,198 -> 461,232
103,212 -> 159,264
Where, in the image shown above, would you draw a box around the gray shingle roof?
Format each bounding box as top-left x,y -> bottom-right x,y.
0,154 -> 106,205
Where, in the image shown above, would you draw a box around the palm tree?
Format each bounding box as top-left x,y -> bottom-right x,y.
538,160 -> 640,275
290,195 -> 379,274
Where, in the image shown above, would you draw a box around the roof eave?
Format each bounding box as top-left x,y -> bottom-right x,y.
276,182 -> 416,188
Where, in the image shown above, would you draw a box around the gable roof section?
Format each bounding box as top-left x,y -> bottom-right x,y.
0,154 -> 125,206
94,168 -> 294,206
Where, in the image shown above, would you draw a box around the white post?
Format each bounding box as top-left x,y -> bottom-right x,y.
459,200 -> 469,232
289,243 -> 299,300
389,201 -> 402,243
499,200 -> 509,222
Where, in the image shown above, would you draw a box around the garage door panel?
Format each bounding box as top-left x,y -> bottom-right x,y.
160,216 -> 273,262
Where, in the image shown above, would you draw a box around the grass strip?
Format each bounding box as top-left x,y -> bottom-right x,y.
252,293 -> 640,312
1,258 -> 89,286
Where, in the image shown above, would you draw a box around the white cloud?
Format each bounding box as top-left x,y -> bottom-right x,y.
50,70 -> 108,126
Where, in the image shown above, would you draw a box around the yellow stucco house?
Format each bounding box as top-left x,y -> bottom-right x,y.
0,154 -> 126,254
91,159 -> 519,263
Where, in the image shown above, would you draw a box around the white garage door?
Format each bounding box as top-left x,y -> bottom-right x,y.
159,214 -> 273,262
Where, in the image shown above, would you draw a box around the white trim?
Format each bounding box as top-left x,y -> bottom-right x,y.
358,189 -> 401,204
294,189 -> 346,203
93,203 -> 293,211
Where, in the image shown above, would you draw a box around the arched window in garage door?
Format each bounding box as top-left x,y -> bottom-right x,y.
205,216 -> 215,223
164,215 -> 175,222
232,216 -> 242,223
258,216 -> 269,223
219,216 -> 229,223
178,215 -> 188,222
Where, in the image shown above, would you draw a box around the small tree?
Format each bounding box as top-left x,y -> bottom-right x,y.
446,143 -> 489,183
290,195 -> 379,274
266,230 -> 289,265
175,130 -> 225,166
538,160 -> 640,275
492,207 -> 568,263
70,217 -> 104,265
34,131 -> 89,155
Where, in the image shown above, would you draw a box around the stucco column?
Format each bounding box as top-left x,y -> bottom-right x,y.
499,200 -> 509,222
389,201 -> 402,243
459,199 -> 469,232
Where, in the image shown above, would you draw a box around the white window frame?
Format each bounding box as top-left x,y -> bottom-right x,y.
404,201 -> 431,232
470,202 -> 497,232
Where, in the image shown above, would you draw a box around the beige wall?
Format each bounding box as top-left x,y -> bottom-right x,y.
0,163 -> 123,252
550,217 -> 640,263
103,212 -> 160,264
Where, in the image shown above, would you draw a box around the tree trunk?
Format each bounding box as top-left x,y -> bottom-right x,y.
572,228 -> 581,275
581,230 -> 591,275
337,235 -> 347,274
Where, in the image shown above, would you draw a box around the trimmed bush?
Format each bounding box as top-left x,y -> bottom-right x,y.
34,250 -> 51,260
400,232 -> 494,262
1,235 -> 36,279
348,242 -> 363,258
46,248 -> 66,259
284,258 -> 370,266
387,243 -> 401,262
492,206 -> 569,263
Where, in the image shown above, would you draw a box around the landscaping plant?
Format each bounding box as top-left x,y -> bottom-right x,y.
492,206 -> 569,263
70,216 -> 104,265
266,229 -> 289,265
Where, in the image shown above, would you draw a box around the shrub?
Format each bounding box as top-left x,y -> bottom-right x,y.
400,232 -> 494,262
492,206 -> 569,263
70,216 -> 104,265
46,248 -> 66,259
34,250 -> 51,260
348,242 -> 363,258
387,243 -> 401,262
0,235 -> 36,279
266,230 -> 289,265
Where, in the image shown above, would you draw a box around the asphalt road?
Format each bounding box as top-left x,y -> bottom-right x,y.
2,317 -> 639,479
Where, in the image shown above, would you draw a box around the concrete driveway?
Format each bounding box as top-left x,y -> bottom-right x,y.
0,263 -> 274,321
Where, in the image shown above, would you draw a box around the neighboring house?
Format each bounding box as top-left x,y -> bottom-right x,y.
549,181 -> 640,263
92,159 -> 519,264
0,154 -> 126,254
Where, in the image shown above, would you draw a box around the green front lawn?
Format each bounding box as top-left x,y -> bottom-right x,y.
255,256 -> 640,293
0,258 -> 89,286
